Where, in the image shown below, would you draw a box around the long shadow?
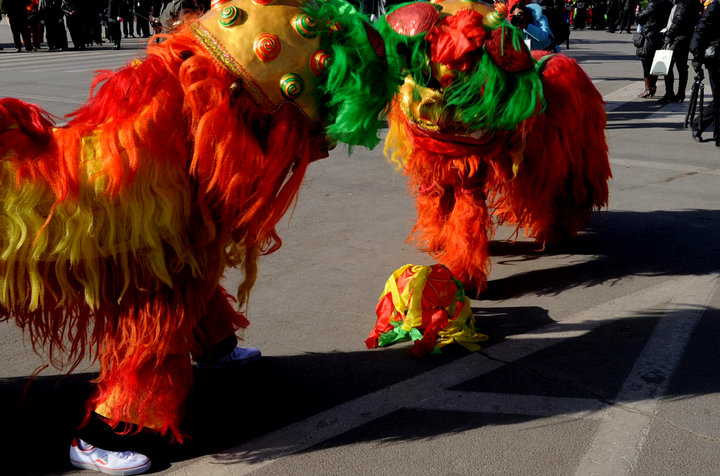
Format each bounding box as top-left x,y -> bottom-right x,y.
482,209 -> 720,300
5,303 -> 719,473
604,93 -> 705,132
605,99 -> 686,127
5,210 -> 719,473
2,305 -> 553,475
216,306 -> 720,465
568,53 -> 637,63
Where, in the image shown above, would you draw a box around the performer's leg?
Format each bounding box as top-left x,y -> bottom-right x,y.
192,286 -> 258,368
413,182 -> 454,262
436,185 -> 491,294
73,349 -> 191,475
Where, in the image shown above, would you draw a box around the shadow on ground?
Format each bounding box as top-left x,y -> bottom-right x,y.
207,306 -> 720,466
482,208 -> 720,300
605,96 -> 693,129
3,208 -> 719,474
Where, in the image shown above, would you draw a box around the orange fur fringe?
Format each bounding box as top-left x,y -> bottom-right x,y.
386,53 -> 611,293
0,26 -> 321,440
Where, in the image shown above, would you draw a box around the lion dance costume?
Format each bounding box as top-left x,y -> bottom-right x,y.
378,0 -> 611,294
365,263 -> 488,356
0,0 -> 395,442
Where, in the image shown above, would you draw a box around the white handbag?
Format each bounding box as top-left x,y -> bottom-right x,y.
650,49 -> 674,76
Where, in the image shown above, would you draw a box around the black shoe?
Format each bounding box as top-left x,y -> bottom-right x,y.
675,93 -> 685,103
692,131 -> 703,142
658,94 -> 675,104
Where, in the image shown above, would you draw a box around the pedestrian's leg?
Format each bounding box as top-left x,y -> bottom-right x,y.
8,14 -> 24,50
648,73 -> 658,97
710,71 -> 720,146
21,17 -> 33,50
112,21 -> 121,49
660,58 -> 675,103
674,46 -> 690,102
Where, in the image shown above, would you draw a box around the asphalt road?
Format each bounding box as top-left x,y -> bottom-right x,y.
2,20 -> 720,476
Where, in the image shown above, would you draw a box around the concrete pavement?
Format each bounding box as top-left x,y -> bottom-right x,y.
2,19 -> 720,476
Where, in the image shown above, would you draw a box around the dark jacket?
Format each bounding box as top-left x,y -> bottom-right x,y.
689,0 -> 720,64
0,0 -> 30,15
666,0 -> 704,45
107,0 -> 128,19
636,0 -> 673,59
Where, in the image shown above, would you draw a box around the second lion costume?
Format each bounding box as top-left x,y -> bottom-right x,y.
379,0 -> 611,293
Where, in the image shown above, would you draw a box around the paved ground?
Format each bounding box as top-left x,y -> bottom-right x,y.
2,17 -> 720,476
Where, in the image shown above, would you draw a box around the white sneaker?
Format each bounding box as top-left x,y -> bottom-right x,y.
69,438 -> 151,475
195,346 -> 262,369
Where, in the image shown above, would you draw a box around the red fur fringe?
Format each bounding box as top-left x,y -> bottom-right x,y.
389,104 -> 495,292
389,53 -> 610,292
1,26 -> 318,440
489,53 -> 611,243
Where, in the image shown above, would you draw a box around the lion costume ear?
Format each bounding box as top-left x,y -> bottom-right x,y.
308,0 -> 399,148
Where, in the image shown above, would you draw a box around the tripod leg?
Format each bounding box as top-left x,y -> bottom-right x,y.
684,80 -> 699,129
698,84 -> 704,134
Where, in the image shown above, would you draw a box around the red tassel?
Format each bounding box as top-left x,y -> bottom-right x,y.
366,293 -> 396,349
410,309 -> 448,357
426,9 -> 486,72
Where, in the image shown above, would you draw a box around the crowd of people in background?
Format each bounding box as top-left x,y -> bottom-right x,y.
1,0 -> 718,145
630,0 -> 718,146
0,0 -> 210,52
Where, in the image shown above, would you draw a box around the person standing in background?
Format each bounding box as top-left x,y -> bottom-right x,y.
135,0 -> 150,37
122,0 -> 134,37
106,0 -> 126,49
86,0 -> 104,45
593,0 -> 608,29
571,0 -> 588,29
606,0 -> 621,31
27,0 -> 43,49
658,0 -> 704,103
39,0 -> 67,50
510,2 -> 554,51
689,0 -> 720,145
61,0 -> 86,49
635,0 -> 673,97
1,0 -> 34,52
616,0 -> 639,32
